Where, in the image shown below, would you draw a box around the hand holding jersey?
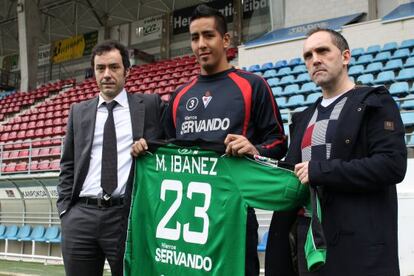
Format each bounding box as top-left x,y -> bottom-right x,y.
224,134 -> 259,156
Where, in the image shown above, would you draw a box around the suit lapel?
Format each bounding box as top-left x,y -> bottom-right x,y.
128,93 -> 145,140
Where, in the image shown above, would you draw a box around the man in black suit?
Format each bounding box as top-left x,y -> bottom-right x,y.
57,40 -> 163,276
265,28 -> 407,276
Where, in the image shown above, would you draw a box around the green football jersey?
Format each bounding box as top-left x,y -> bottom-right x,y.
124,144 -> 309,275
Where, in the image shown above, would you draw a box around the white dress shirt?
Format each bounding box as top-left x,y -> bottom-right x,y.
80,89 -> 133,198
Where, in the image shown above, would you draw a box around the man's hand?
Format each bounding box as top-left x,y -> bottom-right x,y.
224,134 -> 259,156
131,138 -> 148,157
294,161 -> 309,184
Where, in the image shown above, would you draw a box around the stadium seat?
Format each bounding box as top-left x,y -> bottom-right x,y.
288,57 -> 303,67
8,225 -> 31,241
283,84 -> 300,96
263,69 -> 277,79
50,159 -> 60,170
260,62 -> 274,71
15,161 -> 28,172
274,60 -> 288,69
271,87 -> 283,96
275,97 -> 287,109
0,225 -> 5,236
383,59 -> 403,71
304,92 -> 322,105
293,73 -> 311,84
348,65 -> 364,76
373,70 -> 395,85
37,160 -> 51,170
400,39 -> 414,50
391,48 -> 411,60
373,51 -> 391,62
0,225 -> 18,240
382,42 -> 398,53
396,68 -> 414,81
364,62 -> 383,74
275,67 -> 292,77
285,95 -> 305,108
29,160 -> 39,172
351,48 -> 364,57
36,226 -> 60,242
356,74 -> 374,85
389,82 -> 410,97
404,57 -> 414,68
401,99 -> 414,110
364,44 -> 381,55
300,82 -> 321,94
257,231 -> 269,252
355,54 -> 373,65
401,112 -> 414,127
248,64 -> 261,72
267,78 -> 279,87
291,65 -> 307,74
47,232 -> 61,244
278,75 -> 295,86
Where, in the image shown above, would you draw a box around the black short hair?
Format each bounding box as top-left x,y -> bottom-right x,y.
90,40 -> 130,70
190,4 -> 227,36
306,28 -> 350,52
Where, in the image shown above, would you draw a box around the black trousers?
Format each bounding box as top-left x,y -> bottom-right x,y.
61,201 -> 130,276
265,210 -> 299,276
246,207 -> 260,276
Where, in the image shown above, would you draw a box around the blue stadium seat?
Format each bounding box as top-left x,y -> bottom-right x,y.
276,97 -> 287,109
267,78 -> 279,87
291,65 -> 307,74
401,112 -> 414,127
364,62 -> 383,74
260,62 -> 274,71
0,225 -> 5,236
391,48 -> 411,60
275,67 -> 292,77
356,74 -> 374,85
373,51 -> 391,62
348,65 -> 364,76
351,48 -> 365,57
293,106 -> 307,112
389,82 -> 410,97
401,99 -> 414,110
293,73 -> 311,84
373,70 -> 395,85
19,225 -> 45,242
0,225 -> 18,240
396,68 -> 414,81
288,57 -> 303,67
253,71 -> 262,77
283,84 -> 300,96
263,69 -> 277,79
400,39 -> 414,50
365,44 -> 381,55
37,226 -> 60,242
405,57 -> 414,68
281,113 -> 289,122
248,64 -> 261,72
47,231 -> 61,244
278,75 -> 295,86
271,86 -> 283,96
304,92 -> 322,105
300,82 -> 320,94
349,57 -> 356,66
355,54 -> 373,65
274,60 -> 288,69
382,42 -> 398,53
257,231 -> 268,252
383,59 -> 403,71
285,95 -> 305,108
8,225 -> 31,241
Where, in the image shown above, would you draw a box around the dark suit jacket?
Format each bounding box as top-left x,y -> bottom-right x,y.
287,86 -> 406,275
57,92 -> 164,216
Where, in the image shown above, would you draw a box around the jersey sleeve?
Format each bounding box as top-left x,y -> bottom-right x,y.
224,156 -> 308,211
249,74 -> 287,159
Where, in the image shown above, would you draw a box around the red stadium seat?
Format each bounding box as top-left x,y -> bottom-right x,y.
44,127 -> 53,136
18,150 -> 29,158
27,121 -> 36,129
44,119 -> 53,127
29,160 -> 39,171
50,159 -> 60,171
25,129 -> 35,139
3,162 -> 17,173
1,151 -> 11,159
49,147 -> 61,157
16,130 -> 26,139
37,160 -> 50,171
8,131 -> 17,140
34,128 -> 44,138
15,161 -> 28,172
38,148 -> 50,157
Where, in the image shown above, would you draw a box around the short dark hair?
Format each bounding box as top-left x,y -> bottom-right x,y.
306,28 -> 350,52
190,4 -> 228,36
91,40 -> 130,70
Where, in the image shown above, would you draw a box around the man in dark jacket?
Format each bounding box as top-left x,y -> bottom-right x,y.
265,28 -> 407,276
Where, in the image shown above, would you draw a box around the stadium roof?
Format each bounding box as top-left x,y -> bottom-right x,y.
0,0 -> 206,56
